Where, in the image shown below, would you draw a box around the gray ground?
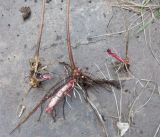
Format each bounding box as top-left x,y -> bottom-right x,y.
0,0 -> 160,137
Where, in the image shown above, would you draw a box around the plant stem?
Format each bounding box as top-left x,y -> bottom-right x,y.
34,0 -> 46,60
66,0 -> 76,70
125,19 -> 129,60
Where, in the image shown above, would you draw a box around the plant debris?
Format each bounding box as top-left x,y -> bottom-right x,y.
8,0 -> 160,137
106,48 -> 130,72
10,1 -> 53,133
18,105 -> 26,118
44,1 -> 120,136
10,0 -> 120,136
107,49 -> 126,63
20,6 -> 31,20
117,122 -> 129,137
28,0 -> 53,90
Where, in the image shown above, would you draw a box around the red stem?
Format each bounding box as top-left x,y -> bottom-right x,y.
106,49 -> 126,63
66,0 -> 76,70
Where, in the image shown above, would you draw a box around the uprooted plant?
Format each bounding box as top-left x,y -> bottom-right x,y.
106,17 -> 130,72
10,0 -> 53,133
10,0 -> 121,136
29,0 -> 52,90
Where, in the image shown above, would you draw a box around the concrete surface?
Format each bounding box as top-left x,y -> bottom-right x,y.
0,0 -> 160,137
